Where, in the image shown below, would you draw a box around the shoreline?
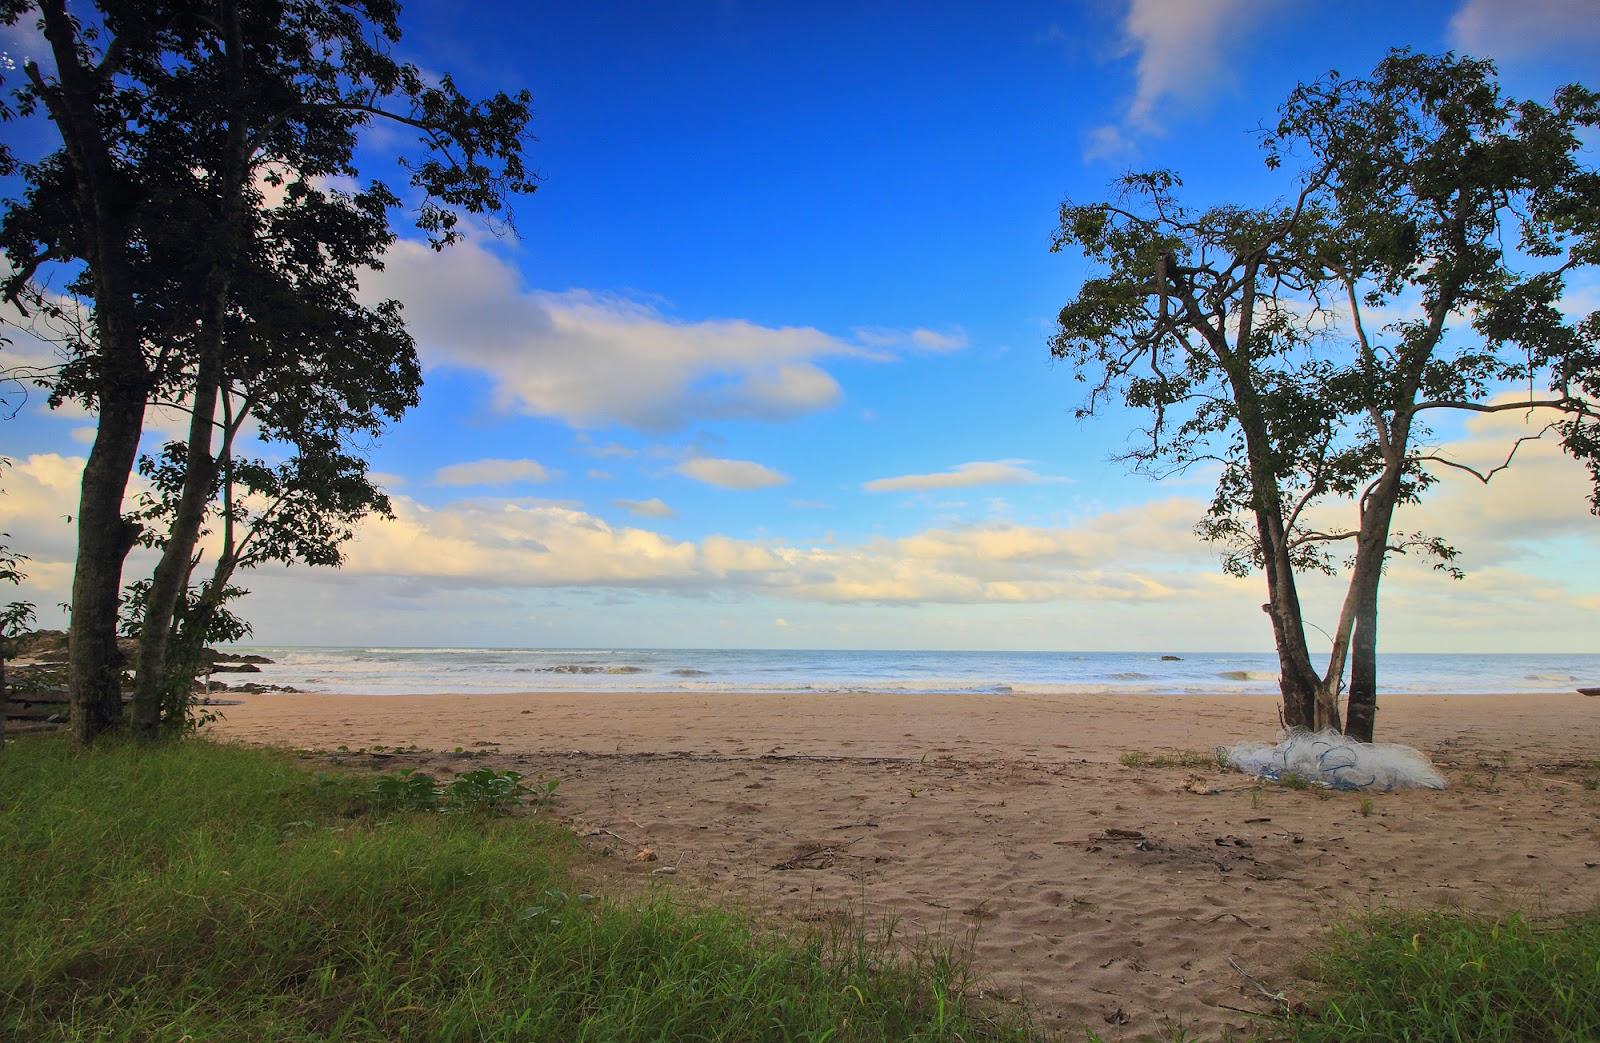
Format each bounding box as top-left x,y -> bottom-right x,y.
215,685 -> 1579,697
212,689 -> 1599,763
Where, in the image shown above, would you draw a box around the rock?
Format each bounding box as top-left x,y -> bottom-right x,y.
651,866 -> 677,876
634,847 -> 658,862
1161,655 -> 1183,661
210,652 -> 273,664
6,629 -> 68,658
211,662 -> 262,673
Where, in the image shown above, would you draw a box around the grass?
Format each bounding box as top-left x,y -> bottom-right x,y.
0,735 -> 1031,1042
1118,749 -> 1225,770
5,735 -> 1597,1043
1287,910 -> 1600,1042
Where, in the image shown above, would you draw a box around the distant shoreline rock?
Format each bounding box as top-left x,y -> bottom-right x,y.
3,630 -> 276,674
210,652 -> 274,665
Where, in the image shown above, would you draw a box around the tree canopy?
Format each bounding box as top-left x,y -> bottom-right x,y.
1051,51 -> 1599,737
0,0 -> 537,740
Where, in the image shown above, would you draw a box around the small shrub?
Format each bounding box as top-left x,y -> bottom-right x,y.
370,769 -> 441,812
444,769 -> 532,814
530,777 -> 561,809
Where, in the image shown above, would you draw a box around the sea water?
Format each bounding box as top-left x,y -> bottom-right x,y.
223,646 -> 1600,697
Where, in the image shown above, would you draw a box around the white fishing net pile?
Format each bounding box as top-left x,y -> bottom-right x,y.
1221,728 -> 1447,791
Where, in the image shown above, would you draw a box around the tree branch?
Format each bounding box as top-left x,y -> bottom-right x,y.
1417,427 -> 1556,484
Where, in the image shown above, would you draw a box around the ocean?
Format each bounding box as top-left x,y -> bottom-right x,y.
224,646 -> 1600,697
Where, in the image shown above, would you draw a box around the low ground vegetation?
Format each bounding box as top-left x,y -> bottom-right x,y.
1,737 -> 1595,1042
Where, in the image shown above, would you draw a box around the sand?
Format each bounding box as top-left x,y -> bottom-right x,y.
214,690 -> 1600,1040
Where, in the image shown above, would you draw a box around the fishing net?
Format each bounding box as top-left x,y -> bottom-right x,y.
1221,728 -> 1447,791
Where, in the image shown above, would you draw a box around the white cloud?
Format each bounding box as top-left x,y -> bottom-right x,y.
434,457 -> 555,486
1083,123 -> 1136,162
1089,0 -> 1276,157
1449,0 -> 1600,60
579,440 -> 638,459
863,460 -> 1054,493
0,16 -> 47,70
366,240 -> 964,432
854,326 -> 969,353
374,241 -> 944,433
1400,405 -> 1600,558
614,497 -> 676,519
8,408 -> 1596,649
677,457 -> 790,490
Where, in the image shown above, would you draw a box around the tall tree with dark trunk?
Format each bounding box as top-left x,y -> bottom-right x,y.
1051,51 -> 1598,738
0,0 -> 536,741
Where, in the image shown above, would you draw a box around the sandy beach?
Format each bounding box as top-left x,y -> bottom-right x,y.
215,690 -> 1600,1039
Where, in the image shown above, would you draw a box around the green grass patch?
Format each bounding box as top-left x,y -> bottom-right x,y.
1118,749 -> 1223,770
1287,909 -> 1600,1042
0,735 -> 1030,1042
8,736 -> 1596,1043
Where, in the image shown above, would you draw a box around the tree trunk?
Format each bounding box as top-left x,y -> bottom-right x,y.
1345,596 -> 1379,742
68,382 -> 147,742
30,0 -> 153,742
130,343 -> 224,739
131,8 -> 249,738
1343,506 -> 1396,743
1340,442 -> 1409,742
1233,374 -> 1329,732
162,559 -> 238,728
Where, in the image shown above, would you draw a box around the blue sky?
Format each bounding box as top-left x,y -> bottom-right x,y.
5,0 -> 1600,651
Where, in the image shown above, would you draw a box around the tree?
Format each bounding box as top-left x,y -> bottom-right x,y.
1051,51 -> 1598,737
0,0 -> 536,741
127,399 -> 397,732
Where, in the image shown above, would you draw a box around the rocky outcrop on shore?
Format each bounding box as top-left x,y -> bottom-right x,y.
3,630 -> 292,693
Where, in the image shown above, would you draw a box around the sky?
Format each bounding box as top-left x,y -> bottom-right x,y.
3,0 -> 1600,652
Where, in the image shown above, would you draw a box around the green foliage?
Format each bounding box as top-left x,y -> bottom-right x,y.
116,575 -> 251,734
0,737 -> 1033,1042
1118,750 -> 1219,769
1051,51 -> 1600,730
369,767 -> 443,813
443,768 -> 535,814
369,768 -> 558,817
0,1 -> 539,739
1289,910 -> 1600,1042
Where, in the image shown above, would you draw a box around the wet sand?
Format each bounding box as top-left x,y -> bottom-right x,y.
214,690 -> 1600,1040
